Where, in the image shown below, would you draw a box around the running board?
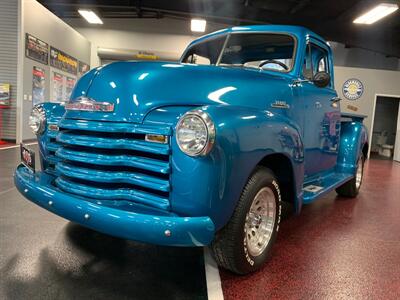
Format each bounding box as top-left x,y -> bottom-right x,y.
303,172 -> 354,203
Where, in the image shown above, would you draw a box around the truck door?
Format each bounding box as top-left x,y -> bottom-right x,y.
300,40 -> 340,177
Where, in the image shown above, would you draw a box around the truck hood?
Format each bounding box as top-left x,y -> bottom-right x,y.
68,61 -> 292,123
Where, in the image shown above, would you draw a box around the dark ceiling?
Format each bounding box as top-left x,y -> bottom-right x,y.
38,0 -> 400,58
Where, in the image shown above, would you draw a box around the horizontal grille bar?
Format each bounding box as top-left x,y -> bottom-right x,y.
55,177 -> 170,210
56,131 -> 170,155
56,162 -> 170,192
59,118 -> 171,135
56,147 -> 170,174
47,142 -> 61,152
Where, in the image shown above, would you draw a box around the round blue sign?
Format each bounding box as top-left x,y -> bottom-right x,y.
342,78 -> 364,100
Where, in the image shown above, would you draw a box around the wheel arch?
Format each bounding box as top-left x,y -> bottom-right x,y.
257,153 -> 301,213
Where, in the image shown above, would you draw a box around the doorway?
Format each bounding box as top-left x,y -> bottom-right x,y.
370,95 -> 400,161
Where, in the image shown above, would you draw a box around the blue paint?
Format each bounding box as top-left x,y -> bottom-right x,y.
15,25 -> 368,246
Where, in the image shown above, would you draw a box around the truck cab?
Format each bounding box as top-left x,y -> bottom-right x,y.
15,25 -> 368,274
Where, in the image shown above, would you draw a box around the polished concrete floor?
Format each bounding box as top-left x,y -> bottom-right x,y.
1,146 -> 399,299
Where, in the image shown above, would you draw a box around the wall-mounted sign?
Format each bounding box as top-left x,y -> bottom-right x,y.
78,61 -> 90,78
135,51 -> 159,60
347,104 -> 359,112
342,78 -> 364,100
65,77 -> 76,101
0,83 -> 11,106
32,67 -> 45,105
25,33 -> 49,65
50,46 -> 78,75
52,72 -> 64,103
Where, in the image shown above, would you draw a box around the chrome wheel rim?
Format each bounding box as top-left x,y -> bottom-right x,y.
245,187 -> 276,257
355,159 -> 363,189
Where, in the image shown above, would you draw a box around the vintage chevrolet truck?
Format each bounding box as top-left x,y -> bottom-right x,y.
15,25 -> 368,274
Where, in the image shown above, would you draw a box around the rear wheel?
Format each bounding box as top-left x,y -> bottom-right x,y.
336,153 -> 364,197
210,167 -> 282,274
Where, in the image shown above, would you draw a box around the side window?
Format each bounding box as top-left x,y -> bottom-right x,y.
302,43 -> 330,83
302,44 -> 313,80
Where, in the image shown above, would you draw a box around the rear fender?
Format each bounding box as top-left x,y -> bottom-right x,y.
337,121 -> 368,174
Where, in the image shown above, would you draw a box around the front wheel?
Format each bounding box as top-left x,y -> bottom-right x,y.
210,167 -> 282,274
336,153 -> 365,197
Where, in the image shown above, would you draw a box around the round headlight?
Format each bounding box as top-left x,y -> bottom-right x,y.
29,106 -> 46,135
176,110 -> 215,157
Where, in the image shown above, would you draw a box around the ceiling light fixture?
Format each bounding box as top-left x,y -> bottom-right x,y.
78,9 -> 103,24
191,19 -> 206,32
353,3 -> 399,24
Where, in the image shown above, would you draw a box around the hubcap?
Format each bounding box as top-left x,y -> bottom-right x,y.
245,187 -> 276,257
356,159 -> 363,189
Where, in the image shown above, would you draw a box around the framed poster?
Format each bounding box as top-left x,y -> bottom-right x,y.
65,76 -> 76,101
50,47 -> 78,75
25,33 -> 48,65
52,72 -> 64,103
78,61 -> 90,78
0,83 -> 11,106
32,67 -> 45,105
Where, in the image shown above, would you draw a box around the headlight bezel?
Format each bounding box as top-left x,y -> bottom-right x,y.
29,105 -> 46,135
176,109 -> 216,157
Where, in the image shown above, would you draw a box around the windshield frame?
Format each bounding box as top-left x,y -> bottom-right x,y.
180,31 -> 298,74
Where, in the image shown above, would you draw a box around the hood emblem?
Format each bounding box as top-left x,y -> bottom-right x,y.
65,96 -> 115,112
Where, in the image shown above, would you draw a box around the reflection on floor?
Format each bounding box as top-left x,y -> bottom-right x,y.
0,142 -> 16,149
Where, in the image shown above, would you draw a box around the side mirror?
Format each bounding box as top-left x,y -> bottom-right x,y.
313,71 -> 330,88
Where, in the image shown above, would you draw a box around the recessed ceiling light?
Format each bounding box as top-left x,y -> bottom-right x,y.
191,19 -> 206,32
78,9 -> 103,24
353,3 -> 399,25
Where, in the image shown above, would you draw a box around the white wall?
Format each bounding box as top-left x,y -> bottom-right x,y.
330,42 -> 400,71
65,18 -> 228,67
20,0 -> 91,141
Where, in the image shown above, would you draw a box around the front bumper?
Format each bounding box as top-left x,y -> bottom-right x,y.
14,164 -> 215,246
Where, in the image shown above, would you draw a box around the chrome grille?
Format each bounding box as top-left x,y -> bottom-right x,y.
52,118 -> 171,211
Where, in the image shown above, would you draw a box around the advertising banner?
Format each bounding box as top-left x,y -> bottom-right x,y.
50,46 -> 78,75
0,83 -> 11,106
65,77 -> 76,101
78,61 -> 90,78
52,72 -> 64,103
32,67 -> 45,105
25,33 -> 49,65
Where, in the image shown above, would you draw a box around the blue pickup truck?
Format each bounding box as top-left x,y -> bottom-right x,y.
15,25 -> 368,274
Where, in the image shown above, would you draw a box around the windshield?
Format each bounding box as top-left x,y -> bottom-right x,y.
181,33 -> 296,73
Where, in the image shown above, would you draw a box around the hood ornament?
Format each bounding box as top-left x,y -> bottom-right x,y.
65,96 -> 115,112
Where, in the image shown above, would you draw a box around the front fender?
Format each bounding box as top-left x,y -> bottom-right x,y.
35,103 -> 65,171
337,121 -> 368,174
169,105 -> 304,230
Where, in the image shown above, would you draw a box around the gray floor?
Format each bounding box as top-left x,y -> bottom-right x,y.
0,146 -> 207,300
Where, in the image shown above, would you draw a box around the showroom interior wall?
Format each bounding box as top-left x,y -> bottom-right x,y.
19,0 -> 91,141
65,18 -> 227,67
0,0 -> 19,141
330,42 -> 400,71
334,66 -> 400,154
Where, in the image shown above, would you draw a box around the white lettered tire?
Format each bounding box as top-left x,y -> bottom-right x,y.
210,167 -> 282,274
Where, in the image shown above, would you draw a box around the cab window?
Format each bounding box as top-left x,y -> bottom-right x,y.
302,43 -> 330,83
